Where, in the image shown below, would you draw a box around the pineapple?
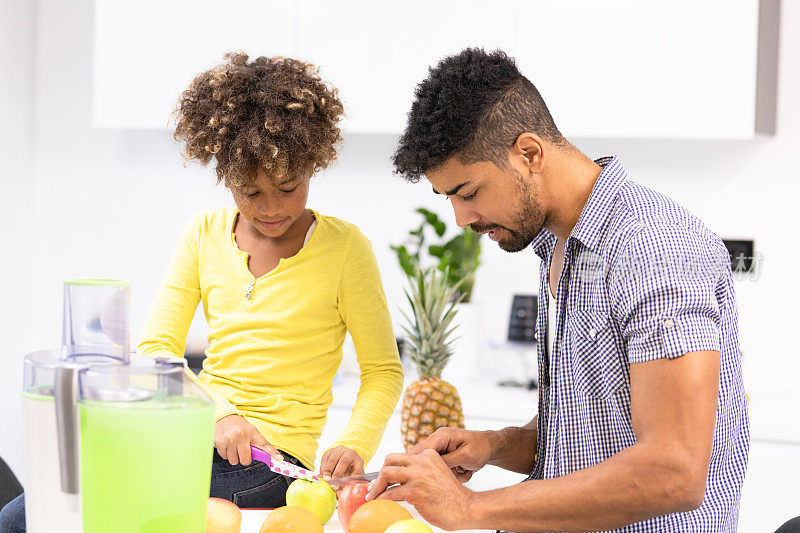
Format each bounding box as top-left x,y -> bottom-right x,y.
400,268 -> 466,452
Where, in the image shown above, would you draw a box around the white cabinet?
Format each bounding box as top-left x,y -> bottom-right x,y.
511,0 -> 769,139
93,0 -> 776,139
92,0 -> 296,130
291,0 -> 518,135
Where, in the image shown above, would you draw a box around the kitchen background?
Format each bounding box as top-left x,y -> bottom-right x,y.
1,0 -> 798,530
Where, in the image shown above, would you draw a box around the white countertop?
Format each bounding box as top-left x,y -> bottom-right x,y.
330,374 -> 539,425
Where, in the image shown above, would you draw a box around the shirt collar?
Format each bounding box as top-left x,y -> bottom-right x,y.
570,155 -> 627,252
530,155 -> 627,258
531,227 -> 557,260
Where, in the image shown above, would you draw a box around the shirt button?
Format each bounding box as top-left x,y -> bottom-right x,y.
588,328 -> 597,340
664,319 -> 675,329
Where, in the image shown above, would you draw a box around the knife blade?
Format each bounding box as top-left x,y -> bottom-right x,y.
324,471 -> 380,488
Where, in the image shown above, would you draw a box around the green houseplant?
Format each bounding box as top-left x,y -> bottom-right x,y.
390,208 -> 482,302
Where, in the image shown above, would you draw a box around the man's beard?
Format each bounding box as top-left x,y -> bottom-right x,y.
470,171 -> 544,253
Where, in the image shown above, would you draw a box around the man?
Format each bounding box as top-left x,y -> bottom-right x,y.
367,48 -> 748,532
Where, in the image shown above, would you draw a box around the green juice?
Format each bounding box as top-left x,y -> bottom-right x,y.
79,397 -> 214,533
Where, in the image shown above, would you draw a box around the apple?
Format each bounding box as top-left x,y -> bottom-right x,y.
385,519 -> 434,533
336,482 -> 370,531
285,479 -> 337,524
205,497 -> 242,533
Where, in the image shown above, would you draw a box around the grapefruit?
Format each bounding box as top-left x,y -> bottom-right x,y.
348,499 -> 412,533
258,505 -> 323,533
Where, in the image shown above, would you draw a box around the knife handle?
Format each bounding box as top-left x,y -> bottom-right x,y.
250,446 -> 272,466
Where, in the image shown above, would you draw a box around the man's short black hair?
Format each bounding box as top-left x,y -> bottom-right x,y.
392,48 -> 565,182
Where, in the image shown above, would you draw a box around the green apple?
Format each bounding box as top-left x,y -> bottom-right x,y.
285,479 -> 337,524
385,519 -> 434,533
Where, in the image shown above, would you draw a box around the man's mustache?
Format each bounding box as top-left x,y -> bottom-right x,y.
470,223 -> 499,234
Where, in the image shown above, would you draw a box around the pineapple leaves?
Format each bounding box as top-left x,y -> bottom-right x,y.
399,267 -> 466,379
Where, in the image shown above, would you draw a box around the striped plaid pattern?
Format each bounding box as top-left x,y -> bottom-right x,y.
520,156 -> 749,532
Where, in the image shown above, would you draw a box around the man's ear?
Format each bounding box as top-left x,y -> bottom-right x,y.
511,133 -> 545,175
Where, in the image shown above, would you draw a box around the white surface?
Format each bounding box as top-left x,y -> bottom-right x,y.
291,0 -> 517,137
514,0 -> 761,139
739,441 -> 800,532
0,0 -> 37,488
92,0 -> 295,131
329,376 -> 538,432
444,303 -> 487,385
92,0 -> 766,138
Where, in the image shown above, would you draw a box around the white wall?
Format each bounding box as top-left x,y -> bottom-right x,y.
0,0 -> 36,482
2,0 -> 798,485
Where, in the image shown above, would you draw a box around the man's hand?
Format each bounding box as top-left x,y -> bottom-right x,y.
411,427 -> 493,482
366,449 -> 474,531
214,414 -> 282,466
320,446 -> 364,480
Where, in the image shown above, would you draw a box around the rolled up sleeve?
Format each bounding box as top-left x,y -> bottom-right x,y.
609,224 -> 730,364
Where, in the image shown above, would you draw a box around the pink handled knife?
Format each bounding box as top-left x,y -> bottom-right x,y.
250,446 -> 320,482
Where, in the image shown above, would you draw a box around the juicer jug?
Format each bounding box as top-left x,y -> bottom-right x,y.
64,359 -> 215,533
23,278 -> 131,532
22,349 -> 84,533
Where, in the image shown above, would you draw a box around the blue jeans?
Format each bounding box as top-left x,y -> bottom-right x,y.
210,448 -> 306,508
0,449 -> 306,532
0,494 -> 24,533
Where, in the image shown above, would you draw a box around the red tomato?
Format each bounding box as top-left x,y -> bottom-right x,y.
336,482 -> 370,531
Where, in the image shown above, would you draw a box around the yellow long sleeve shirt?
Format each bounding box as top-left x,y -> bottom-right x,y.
137,207 -> 403,468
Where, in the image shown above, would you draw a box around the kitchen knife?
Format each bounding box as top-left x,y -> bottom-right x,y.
249,446 -> 319,482
324,471 -> 380,488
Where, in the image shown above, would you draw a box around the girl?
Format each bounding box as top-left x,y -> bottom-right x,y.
0,52 -> 403,529
138,52 -> 403,507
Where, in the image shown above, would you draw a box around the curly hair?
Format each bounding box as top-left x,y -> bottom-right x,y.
173,52 -> 344,187
392,48 -> 565,182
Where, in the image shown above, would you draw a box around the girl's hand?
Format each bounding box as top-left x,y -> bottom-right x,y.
320,446 -> 364,480
215,414 -> 282,466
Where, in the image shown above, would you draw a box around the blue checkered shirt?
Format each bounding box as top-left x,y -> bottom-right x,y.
522,156 -> 749,532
